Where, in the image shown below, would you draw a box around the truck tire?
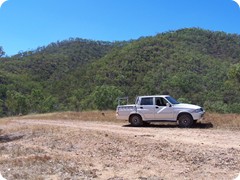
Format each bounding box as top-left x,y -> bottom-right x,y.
178,114 -> 193,128
130,115 -> 143,127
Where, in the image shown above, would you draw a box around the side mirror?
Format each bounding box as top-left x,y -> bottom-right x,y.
166,103 -> 171,107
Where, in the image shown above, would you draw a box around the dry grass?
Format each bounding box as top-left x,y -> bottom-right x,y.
204,112 -> 240,130
1,111 -> 240,130
0,118 -> 10,125
24,111 -> 240,130
0,119 -> 11,136
13,110 -> 117,122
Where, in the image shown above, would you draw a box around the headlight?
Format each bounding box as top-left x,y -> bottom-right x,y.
192,108 -> 203,113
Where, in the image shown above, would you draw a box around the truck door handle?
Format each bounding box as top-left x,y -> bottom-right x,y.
156,107 -> 159,109
140,107 -> 143,109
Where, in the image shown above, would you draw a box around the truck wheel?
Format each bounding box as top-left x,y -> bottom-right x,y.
130,115 -> 143,127
178,114 -> 193,128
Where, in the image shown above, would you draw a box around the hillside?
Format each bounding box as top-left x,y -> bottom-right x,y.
0,38 -> 117,116
1,38 -> 115,81
66,28 -> 240,111
1,28 -> 240,116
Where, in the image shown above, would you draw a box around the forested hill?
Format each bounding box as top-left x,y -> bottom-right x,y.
0,38 -> 117,116
1,28 -> 240,116
0,38 -> 116,81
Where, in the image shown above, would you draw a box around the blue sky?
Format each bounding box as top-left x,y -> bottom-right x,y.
0,0 -> 240,56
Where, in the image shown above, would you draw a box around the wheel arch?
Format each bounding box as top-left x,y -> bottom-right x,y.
177,112 -> 193,121
129,113 -> 142,123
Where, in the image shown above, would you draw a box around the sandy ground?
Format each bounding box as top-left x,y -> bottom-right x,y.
0,119 -> 240,180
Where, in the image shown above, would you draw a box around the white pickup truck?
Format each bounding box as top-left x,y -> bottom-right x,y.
116,95 -> 205,128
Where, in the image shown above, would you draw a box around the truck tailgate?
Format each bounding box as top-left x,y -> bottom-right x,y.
116,105 -> 136,120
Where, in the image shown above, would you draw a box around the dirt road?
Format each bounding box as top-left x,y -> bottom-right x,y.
0,118 -> 240,180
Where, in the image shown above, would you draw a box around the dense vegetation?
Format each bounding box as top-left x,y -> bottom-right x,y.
1,28 -> 240,116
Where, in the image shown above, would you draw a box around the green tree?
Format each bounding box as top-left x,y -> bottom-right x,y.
29,89 -> 58,113
40,96 -> 58,113
88,85 -> 123,110
68,88 -> 85,111
0,99 -> 4,117
6,90 -> 28,115
228,63 -> 240,83
0,46 -> 5,57
29,89 -> 44,113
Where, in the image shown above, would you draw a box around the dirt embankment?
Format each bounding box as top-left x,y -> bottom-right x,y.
0,117 -> 240,180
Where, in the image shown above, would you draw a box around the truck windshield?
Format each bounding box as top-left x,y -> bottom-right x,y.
166,96 -> 180,104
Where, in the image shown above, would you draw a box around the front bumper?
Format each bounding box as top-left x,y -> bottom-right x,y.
192,111 -> 205,120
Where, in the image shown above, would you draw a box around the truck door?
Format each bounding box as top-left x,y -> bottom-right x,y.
154,97 -> 174,121
137,97 -> 155,120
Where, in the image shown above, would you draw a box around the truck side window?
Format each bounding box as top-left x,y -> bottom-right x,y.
156,97 -> 167,106
140,98 -> 153,105
156,98 -> 161,106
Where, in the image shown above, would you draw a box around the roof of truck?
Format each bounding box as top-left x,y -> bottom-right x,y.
137,95 -> 171,98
